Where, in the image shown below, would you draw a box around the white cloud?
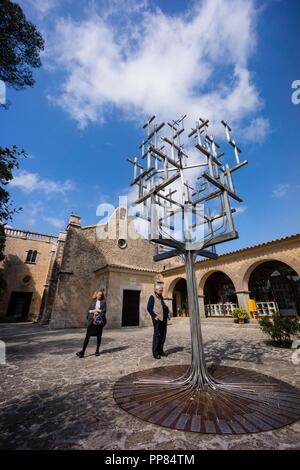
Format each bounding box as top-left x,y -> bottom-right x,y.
239,117 -> 270,143
10,170 -> 74,195
44,216 -> 65,228
272,184 -> 290,198
23,201 -> 44,227
47,0 -> 266,136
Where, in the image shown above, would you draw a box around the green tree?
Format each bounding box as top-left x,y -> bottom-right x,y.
0,145 -> 25,222
0,1 -> 43,298
0,0 -> 44,91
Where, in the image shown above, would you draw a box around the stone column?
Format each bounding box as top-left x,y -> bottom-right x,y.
235,291 -> 251,311
164,298 -> 173,317
198,294 -> 206,318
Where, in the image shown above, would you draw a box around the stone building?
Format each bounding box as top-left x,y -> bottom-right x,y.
1,209 -> 299,328
0,228 -> 58,322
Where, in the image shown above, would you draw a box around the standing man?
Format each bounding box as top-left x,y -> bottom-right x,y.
147,284 -> 170,359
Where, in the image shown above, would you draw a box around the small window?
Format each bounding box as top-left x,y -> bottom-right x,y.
118,238 -> 127,249
25,250 -> 38,263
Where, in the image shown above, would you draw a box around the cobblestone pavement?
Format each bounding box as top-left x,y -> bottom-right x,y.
0,319 -> 299,450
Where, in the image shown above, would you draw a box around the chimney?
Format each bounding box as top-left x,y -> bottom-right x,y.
68,213 -> 81,228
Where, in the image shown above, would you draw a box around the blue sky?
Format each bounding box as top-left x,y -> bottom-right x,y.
1,0 -> 300,255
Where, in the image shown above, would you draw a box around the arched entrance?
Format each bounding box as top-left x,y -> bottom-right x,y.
204,271 -> 238,317
248,260 -> 300,316
172,278 -> 188,317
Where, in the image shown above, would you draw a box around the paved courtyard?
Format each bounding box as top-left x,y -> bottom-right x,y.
0,319 -> 299,450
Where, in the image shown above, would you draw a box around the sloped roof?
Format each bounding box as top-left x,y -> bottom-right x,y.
94,262 -> 160,273
195,232 -> 300,265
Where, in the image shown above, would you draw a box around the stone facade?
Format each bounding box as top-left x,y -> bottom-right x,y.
0,229 -> 58,322
46,209 -> 165,329
1,210 -> 299,328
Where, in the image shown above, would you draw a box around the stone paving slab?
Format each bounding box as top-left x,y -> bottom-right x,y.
0,321 -> 299,450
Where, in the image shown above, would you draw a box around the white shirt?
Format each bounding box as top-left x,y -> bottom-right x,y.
90,300 -> 101,314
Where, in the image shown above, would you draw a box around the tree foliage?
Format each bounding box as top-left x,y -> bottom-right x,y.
0,0 -> 44,90
0,1 -> 41,299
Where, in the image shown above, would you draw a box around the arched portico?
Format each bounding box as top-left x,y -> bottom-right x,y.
242,257 -> 300,292
166,277 -> 188,317
247,260 -> 300,316
201,270 -> 238,317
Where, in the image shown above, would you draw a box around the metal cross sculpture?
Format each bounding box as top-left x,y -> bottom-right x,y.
113,115 -> 300,434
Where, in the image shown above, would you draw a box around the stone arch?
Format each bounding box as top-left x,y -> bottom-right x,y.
165,276 -> 188,317
242,257 -> 300,292
198,269 -> 238,294
166,276 -> 187,299
246,259 -> 300,316
200,270 -> 238,317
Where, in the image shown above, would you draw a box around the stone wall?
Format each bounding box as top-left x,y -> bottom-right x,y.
48,210 -> 163,328
97,265 -> 160,328
0,231 -> 58,322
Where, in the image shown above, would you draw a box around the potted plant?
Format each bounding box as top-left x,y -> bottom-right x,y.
232,308 -> 251,324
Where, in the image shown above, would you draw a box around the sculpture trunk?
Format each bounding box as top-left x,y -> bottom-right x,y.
185,250 -> 214,389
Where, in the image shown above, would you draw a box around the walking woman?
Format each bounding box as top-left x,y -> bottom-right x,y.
76,291 -> 107,358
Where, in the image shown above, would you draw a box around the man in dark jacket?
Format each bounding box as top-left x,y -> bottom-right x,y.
147,284 -> 170,359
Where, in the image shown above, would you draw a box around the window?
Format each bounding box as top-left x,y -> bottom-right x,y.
25,250 -> 38,263
118,238 -> 127,249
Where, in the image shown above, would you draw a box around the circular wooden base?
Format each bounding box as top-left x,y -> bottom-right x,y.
113,365 -> 300,434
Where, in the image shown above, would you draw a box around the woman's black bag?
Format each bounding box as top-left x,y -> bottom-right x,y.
92,312 -> 106,326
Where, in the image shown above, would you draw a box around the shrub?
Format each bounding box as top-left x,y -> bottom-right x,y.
232,308 -> 250,322
259,316 -> 300,348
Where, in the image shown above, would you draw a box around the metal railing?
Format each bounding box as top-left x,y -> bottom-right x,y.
205,301 -> 279,317
256,301 -> 278,317
205,303 -> 238,317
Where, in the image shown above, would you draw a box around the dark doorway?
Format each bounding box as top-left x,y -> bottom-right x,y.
204,271 -> 237,304
172,278 -> 188,316
122,290 -> 140,326
204,271 -> 238,316
249,261 -> 300,316
6,292 -> 33,321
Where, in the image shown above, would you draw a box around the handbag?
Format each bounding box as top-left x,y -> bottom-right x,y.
92,312 -> 106,326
